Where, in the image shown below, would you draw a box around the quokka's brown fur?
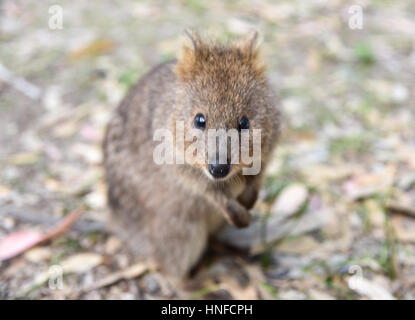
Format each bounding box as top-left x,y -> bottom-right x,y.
103,31 -> 281,278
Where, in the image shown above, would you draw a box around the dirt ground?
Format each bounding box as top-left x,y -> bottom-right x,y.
1,0 -> 415,299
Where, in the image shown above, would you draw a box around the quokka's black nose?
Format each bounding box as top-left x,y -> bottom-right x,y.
208,163 -> 230,178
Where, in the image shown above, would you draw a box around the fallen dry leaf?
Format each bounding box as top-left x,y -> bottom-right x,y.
60,253 -> 103,274
104,236 -> 122,255
391,216 -> 415,243
69,39 -> 115,61
7,152 -> 40,166
271,183 -> 309,218
277,235 -> 320,254
0,230 -> 43,261
24,247 -> 52,263
343,165 -> 397,201
0,207 -> 84,261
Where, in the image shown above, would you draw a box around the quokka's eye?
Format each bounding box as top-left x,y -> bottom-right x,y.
238,116 -> 250,131
194,113 -> 206,130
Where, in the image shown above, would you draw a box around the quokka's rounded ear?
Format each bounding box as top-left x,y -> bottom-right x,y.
238,30 -> 259,58
183,29 -> 202,52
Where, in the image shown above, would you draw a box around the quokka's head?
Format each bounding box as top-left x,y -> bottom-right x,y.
171,30 -> 277,181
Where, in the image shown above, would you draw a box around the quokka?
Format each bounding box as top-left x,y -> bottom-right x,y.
104,30 -> 281,277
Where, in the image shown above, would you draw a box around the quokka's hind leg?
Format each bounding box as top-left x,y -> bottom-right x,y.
150,215 -> 209,278
109,207 -> 209,278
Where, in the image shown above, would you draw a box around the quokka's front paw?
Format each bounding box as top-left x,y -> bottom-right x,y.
237,185 -> 258,210
225,199 -> 251,228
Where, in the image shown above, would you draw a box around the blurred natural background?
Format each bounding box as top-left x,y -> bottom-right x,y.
1,0 -> 415,299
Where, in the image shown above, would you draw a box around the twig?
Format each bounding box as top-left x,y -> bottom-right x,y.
79,262 -> 152,294
0,62 -> 41,100
0,206 -> 109,234
40,207 -> 84,241
387,202 -> 415,219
